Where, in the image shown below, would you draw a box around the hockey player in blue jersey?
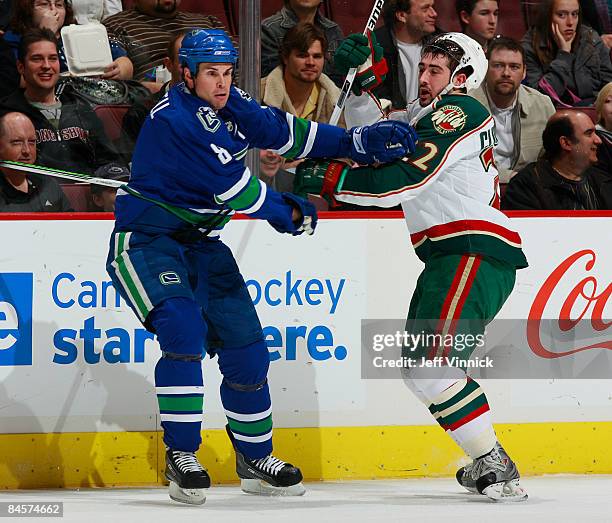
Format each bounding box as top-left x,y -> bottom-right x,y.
105,28 -> 418,505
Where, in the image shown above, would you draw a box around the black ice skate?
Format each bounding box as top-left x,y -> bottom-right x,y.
470,442 -> 527,502
165,448 -> 211,505
225,425 -> 305,496
456,461 -> 478,493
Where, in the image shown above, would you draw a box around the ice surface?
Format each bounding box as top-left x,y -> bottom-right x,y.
0,475 -> 609,522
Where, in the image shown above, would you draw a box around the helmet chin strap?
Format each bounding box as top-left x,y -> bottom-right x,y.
409,74 -> 463,126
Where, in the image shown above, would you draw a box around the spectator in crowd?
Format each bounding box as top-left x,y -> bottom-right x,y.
470,37 -> 556,182
0,110 -> 72,211
1,29 -> 120,174
522,0 -> 612,107
0,0 -> 13,30
103,0 -> 228,82
456,0 -> 499,50
71,0 -> 122,25
594,81 -> 612,172
5,0 -> 133,79
579,0 -> 612,48
503,111 -> 612,209
373,0 -> 439,109
120,30 -> 187,157
258,149 -> 295,193
0,36 -> 19,99
261,23 -> 343,125
90,161 -> 129,212
261,0 -> 344,86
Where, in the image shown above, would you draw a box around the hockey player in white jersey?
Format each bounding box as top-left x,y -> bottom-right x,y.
295,32 -> 529,502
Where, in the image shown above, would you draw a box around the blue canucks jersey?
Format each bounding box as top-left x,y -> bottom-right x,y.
114,84 -> 354,236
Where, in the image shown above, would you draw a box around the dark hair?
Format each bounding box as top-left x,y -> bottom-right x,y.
280,22 -> 328,63
456,0 -> 500,31
383,0 -> 412,28
542,115 -> 577,160
166,30 -> 189,60
486,35 -> 525,63
531,0 -> 583,67
18,27 -> 58,61
421,35 -> 464,73
10,0 -> 75,36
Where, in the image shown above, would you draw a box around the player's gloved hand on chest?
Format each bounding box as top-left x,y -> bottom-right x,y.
268,193 -> 318,235
334,32 -> 387,95
294,159 -> 350,208
348,120 -> 418,164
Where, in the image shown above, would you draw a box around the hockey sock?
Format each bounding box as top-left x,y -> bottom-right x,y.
155,358 -> 204,452
218,340 -> 273,459
150,298 -> 206,453
428,377 -> 496,459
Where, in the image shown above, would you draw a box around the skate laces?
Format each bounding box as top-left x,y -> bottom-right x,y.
470,447 -> 507,480
172,451 -> 205,473
254,455 -> 287,476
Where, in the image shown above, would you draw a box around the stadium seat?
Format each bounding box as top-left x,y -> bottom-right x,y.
559,106 -> 598,124
61,184 -> 91,212
434,2 -> 461,32
93,105 -> 130,142
325,0 -> 382,35
497,1 -> 527,41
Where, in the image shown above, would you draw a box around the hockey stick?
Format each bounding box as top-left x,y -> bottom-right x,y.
0,160 -> 124,188
328,0 -> 386,126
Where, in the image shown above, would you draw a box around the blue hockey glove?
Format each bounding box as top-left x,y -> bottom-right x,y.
268,193 -> 318,235
348,120 -> 418,164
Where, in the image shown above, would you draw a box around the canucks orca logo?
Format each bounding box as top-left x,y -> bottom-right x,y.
197,107 -> 221,133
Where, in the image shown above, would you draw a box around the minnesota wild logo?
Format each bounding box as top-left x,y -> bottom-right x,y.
431,105 -> 467,134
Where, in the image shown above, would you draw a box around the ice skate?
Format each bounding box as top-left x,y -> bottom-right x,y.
165,448 -> 211,505
225,425 -> 305,496
470,442 -> 528,502
456,460 -> 478,493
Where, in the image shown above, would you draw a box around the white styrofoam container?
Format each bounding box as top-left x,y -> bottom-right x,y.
61,23 -> 113,76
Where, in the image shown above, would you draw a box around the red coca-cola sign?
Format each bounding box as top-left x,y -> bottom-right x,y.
528,249 -> 612,358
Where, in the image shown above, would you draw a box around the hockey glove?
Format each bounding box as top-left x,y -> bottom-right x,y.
334,32 -> 387,95
270,192 -> 318,236
295,159 -> 350,208
349,121 -> 418,164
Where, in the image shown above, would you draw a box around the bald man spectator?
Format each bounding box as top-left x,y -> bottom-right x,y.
503,111 -> 612,210
103,0 -> 228,82
0,110 -> 72,211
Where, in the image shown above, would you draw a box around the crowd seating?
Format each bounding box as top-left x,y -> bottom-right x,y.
61,183 -> 92,212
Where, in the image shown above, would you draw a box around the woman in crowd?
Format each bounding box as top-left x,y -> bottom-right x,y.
522,0 -> 612,106
595,82 -> 612,173
4,0 -> 132,79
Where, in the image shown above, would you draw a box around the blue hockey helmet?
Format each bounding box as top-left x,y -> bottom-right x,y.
178,28 -> 238,74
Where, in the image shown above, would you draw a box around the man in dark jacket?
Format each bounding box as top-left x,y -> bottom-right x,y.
503,110 -> 612,210
1,29 -> 119,174
373,0 -> 439,109
0,110 -> 72,212
261,0 -> 344,86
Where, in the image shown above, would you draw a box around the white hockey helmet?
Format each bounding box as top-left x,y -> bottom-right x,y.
424,32 -> 487,92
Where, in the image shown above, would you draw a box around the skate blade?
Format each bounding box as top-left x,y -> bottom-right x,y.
240,478 -> 306,496
168,481 -> 206,505
483,479 -> 528,502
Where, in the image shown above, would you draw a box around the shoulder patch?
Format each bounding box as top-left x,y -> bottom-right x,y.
197,106 -> 221,133
431,105 -> 467,134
